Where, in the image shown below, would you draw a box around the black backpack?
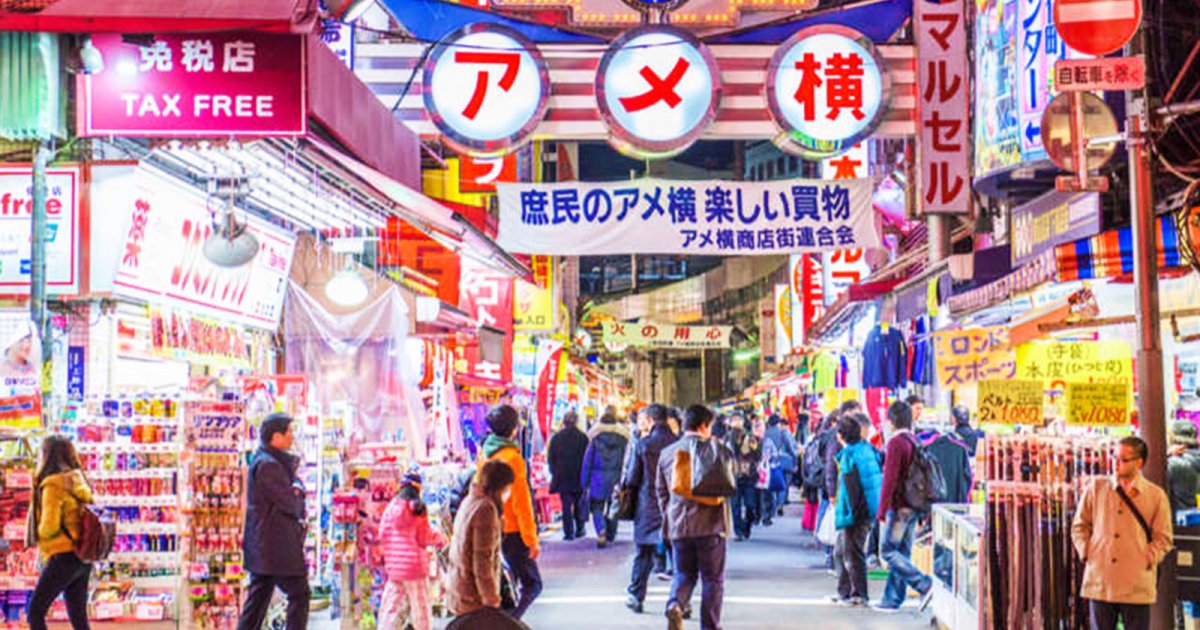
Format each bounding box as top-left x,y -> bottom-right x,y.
802,431 -> 830,491
901,433 -> 947,513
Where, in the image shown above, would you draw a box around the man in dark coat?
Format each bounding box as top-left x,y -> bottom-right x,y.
623,404 -> 679,613
547,411 -> 589,540
582,412 -> 630,547
238,413 -> 309,630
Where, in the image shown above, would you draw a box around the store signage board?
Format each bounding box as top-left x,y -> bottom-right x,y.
1066,381 -> 1130,426
791,254 -> 824,349
79,32 -> 305,137
1016,340 -> 1133,391
978,379 -> 1045,425
424,24 -> 549,157
602,321 -> 732,349
112,168 -> 296,330
973,0 -> 1021,176
459,259 -> 514,383
496,177 -> 878,255
933,327 -> 1017,391
318,18 -> 355,69
0,167 -> 79,295
1054,0 -> 1142,56
1011,191 -> 1101,266
820,143 -> 871,305
1017,0 -> 1079,156
1055,56 -> 1145,92
513,255 -> 556,332
774,283 -> 792,361
595,25 -> 720,159
915,0 -> 970,214
767,25 -> 891,159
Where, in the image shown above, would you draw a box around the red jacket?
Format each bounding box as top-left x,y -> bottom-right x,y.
878,431 -> 917,519
378,498 -> 446,582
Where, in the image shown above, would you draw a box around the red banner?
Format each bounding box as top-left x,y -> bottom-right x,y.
458,261 -> 514,383
536,347 -> 563,439
378,217 -> 461,305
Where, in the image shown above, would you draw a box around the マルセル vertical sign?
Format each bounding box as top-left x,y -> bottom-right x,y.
915,0 -> 971,214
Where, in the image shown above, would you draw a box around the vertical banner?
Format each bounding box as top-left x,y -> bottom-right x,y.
458,260 -> 514,383
536,347 -> 564,439
820,142 -> 872,304
513,255 -> 557,331
916,0 -> 971,214
774,283 -> 792,362
791,254 -> 825,349
379,217 -> 461,305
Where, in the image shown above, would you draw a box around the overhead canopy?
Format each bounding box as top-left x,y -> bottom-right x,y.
378,0 -> 604,44
1055,216 -> 1182,282
705,0 -> 911,44
0,0 -> 319,32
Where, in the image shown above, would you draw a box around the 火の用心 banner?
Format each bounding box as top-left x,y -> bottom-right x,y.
496,178 -> 878,255
603,322 -> 733,349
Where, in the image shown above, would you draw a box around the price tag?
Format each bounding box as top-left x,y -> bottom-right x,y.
1067,382 -> 1131,426
5,470 -> 32,489
978,380 -> 1045,425
94,601 -> 124,620
135,602 -> 164,620
2,521 -> 24,541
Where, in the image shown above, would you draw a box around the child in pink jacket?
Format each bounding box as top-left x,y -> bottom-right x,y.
378,471 -> 447,630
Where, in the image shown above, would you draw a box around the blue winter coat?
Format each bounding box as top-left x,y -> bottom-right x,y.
581,423 -> 630,502
621,424 -> 679,545
835,442 -> 883,529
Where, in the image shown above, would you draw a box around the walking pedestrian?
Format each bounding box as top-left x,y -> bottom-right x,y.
481,405 -> 542,619
752,417 -> 777,526
377,471 -> 446,630
622,404 -> 679,613
445,460 -> 531,630
764,414 -> 799,517
25,436 -> 94,630
547,411 -> 589,541
873,402 -> 933,613
829,414 -> 882,607
655,405 -> 732,630
1072,436 -> 1173,630
238,413 -> 310,630
726,413 -> 762,541
581,412 -> 630,548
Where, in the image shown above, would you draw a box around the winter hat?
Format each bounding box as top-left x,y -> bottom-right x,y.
952,405 -> 971,426
1171,420 -> 1199,448
402,470 -> 423,491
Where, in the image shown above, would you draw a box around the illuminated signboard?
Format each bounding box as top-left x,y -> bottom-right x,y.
423,24 -> 550,156
766,25 -> 891,159
595,25 -> 721,159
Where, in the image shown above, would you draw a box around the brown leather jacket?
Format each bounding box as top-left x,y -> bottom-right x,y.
446,484 -> 503,616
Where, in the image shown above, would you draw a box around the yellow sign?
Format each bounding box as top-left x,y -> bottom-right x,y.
1016,341 -> 1133,389
514,255 -> 557,331
977,380 -> 1044,425
1066,382 -> 1131,427
822,389 -> 859,413
933,327 -> 1015,391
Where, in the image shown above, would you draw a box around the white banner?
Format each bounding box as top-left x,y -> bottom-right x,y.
497,177 -> 878,255
603,321 -> 733,349
0,167 -> 80,295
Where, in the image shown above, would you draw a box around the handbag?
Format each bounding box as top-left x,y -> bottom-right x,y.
768,466 -> 787,493
755,459 -> 770,490
816,505 -> 838,546
690,438 -> 737,498
607,485 -> 637,521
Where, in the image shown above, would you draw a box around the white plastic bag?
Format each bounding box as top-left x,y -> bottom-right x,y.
816,505 -> 838,546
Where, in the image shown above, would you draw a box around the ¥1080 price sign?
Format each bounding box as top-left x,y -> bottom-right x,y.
977,379 -> 1045,426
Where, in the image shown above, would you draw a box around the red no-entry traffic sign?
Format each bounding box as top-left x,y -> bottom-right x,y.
1054,0 -> 1143,57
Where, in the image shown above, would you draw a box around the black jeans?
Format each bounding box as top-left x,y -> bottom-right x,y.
628,543 -> 658,602
501,533 -> 543,619
589,498 -> 617,542
731,482 -> 758,538
27,552 -> 91,630
559,491 -> 586,539
836,522 -> 871,601
669,535 -> 726,630
236,573 -> 311,630
1089,600 -> 1150,630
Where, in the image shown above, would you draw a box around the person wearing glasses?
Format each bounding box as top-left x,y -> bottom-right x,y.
1071,436 -> 1173,630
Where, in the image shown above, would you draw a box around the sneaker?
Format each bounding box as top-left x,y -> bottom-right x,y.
872,604 -> 901,614
666,604 -> 684,630
827,595 -> 847,605
655,571 -> 672,582
847,597 -> 867,608
597,539 -> 607,549
625,595 -> 643,614
682,606 -> 693,620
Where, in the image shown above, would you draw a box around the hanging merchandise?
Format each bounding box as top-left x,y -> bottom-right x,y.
862,323 -> 908,390
0,434 -> 36,623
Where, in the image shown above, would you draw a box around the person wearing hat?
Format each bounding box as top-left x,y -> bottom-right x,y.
238,413 -> 309,630
951,405 -> 982,457
1168,419 -> 1200,515
378,470 -> 447,630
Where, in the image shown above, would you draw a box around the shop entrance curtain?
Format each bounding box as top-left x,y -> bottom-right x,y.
284,280 -> 431,458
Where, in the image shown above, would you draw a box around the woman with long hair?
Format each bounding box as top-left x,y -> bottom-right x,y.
25,435 -> 94,630
377,471 -> 446,630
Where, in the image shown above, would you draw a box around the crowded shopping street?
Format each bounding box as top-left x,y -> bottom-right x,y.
2,0 -> 1200,629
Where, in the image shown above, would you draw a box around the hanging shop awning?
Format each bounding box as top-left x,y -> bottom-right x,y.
1055,215 -> 1183,282
0,0 -> 318,32
948,249 -> 1058,318
807,278 -> 903,344
0,32 -> 64,141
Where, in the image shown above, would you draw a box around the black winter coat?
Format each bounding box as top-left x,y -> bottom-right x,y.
243,446 -> 307,577
622,424 -> 679,545
547,425 -> 589,494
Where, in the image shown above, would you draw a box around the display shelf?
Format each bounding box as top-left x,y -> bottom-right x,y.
93,495 -> 178,508
114,522 -> 178,535
87,468 -> 178,479
76,443 -> 181,454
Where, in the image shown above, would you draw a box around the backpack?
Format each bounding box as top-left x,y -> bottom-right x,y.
66,504 -> 117,563
900,433 -> 947,513
802,431 -> 829,491
671,450 -> 724,507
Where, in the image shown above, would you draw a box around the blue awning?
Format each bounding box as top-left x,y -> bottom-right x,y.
380,0 -> 605,44
705,0 -> 910,45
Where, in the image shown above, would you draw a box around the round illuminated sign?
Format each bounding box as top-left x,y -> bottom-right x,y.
423,24 -> 550,157
766,25 -> 892,159
595,25 -> 721,159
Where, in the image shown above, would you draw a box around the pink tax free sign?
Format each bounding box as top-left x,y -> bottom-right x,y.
78,33 -> 306,137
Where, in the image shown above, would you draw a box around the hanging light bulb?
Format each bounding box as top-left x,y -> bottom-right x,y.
325,257 -> 369,307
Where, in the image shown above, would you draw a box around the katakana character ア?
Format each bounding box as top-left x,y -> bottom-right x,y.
757,229 -> 776,250
796,227 -> 815,247
792,52 -> 824,121
925,13 -> 960,52
923,59 -> 963,104
552,190 -> 581,224
619,58 -> 690,113
582,189 -> 613,223
614,188 -> 639,221
825,53 -> 866,121
520,190 -> 550,225
705,187 -> 736,224
836,226 -> 856,245
737,230 -> 756,250
816,227 -> 835,247
641,187 -> 666,220
682,230 -> 699,249
716,229 -> 735,250
453,51 -> 521,120
222,40 -> 256,73
925,161 -> 965,206
792,185 -> 820,221
181,39 -> 215,73
822,186 -> 851,222
776,228 -> 796,249
139,41 -> 173,72
668,187 -> 698,224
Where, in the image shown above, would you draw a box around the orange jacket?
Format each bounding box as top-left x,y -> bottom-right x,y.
482,445 -> 539,552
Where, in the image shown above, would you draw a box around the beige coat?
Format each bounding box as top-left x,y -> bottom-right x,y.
1071,474 -> 1173,604
446,485 -> 503,616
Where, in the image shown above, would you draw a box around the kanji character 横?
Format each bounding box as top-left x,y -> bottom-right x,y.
716,229 -> 736,250
552,189 -> 581,224
791,185 -> 820,221
139,41 -> 173,72
222,40 -> 256,73
614,188 -> 639,221
792,52 -> 824,121
825,53 -> 866,121
641,186 -> 666,220
619,58 -> 690,113
776,228 -> 796,249
736,230 -> 756,250
453,51 -> 521,120
582,189 -> 613,223
705,187 -> 736,224
836,225 -> 856,245
520,190 -> 550,225
181,39 -> 215,73
822,186 -> 851,222
668,187 -> 698,224
925,161 -> 965,205
923,59 -> 963,104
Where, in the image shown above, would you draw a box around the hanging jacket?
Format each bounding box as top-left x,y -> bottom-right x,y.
581,423 -> 629,501
926,433 -> 973,504
953,423 -> 982,457
379,498 -> 447,582
480,434 -> 538,553
29,470 -> 93,562
547,425 -> 589,495
835,442 -> 883,528
862,326 -> 908,390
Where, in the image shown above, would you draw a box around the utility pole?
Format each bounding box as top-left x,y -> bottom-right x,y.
30,141 -> 53,412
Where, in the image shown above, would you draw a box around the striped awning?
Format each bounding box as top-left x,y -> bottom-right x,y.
1055,215 -> 1182,282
